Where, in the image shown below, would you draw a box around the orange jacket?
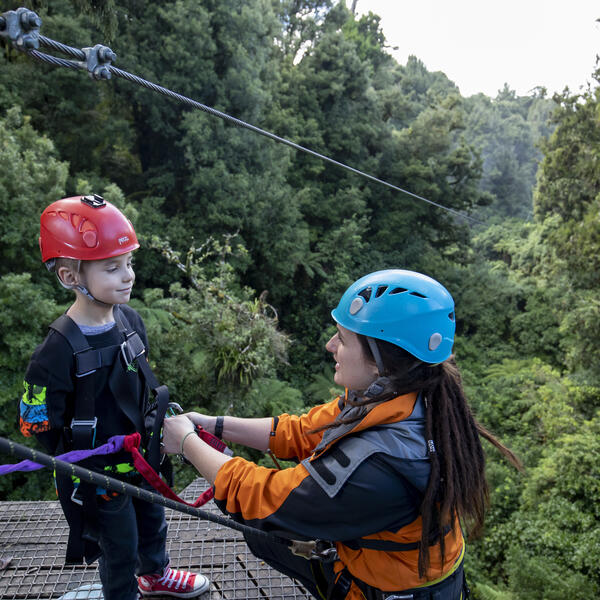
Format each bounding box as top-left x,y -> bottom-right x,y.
214,392 -> 463,597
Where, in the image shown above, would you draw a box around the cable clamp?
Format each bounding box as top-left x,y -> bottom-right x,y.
289,539 -> 338,562
0,8 -> 41,50
81,43 -> 116,80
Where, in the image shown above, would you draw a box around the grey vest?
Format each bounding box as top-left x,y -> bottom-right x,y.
302,396 -> 427,498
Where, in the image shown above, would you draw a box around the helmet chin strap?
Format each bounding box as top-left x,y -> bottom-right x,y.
53,260 -> 112,307
74,283 -> 109,305
366,337 -> 385,375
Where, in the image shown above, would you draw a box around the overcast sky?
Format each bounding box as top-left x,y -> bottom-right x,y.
355,1 -> 599,97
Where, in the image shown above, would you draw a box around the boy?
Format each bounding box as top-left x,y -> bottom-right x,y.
19,194 -> 209,599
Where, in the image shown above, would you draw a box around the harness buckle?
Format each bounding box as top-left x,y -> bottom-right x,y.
290,540 -> 315,559
71,417 -> 98,430
70,485 -> 83,506
120,337 -> 145,368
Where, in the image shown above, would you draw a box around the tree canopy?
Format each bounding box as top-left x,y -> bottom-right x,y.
1,1 -> 598,596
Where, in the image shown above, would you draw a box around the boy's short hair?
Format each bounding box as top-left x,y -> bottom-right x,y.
53,257 -> 81,272
50,258 -> 86,288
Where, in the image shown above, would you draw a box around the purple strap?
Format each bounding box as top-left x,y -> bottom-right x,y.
0,435 -> 125,475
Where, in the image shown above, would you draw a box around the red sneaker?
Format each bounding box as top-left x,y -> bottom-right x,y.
138,566 -> 210,598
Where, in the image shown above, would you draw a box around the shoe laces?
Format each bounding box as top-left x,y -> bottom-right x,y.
157,566 -> 191,590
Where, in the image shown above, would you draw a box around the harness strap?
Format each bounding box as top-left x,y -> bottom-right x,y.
49,315 -> 97,450
74,345 -> 121,375
0,435 -> 126,474
330,560 -> 468,600
341,525 -> 452,553
113,307 -> 170,474
122,431 -> 221,507
0,430 -> 218,507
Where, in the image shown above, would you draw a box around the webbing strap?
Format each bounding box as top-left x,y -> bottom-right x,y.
0,435 -> 296,551
113,307 -> 170,473
0,431 -> 217,507
74,345 -> 120,375
123,432 -> 214,507
49,315 -> 97,450
0,435 -> 126,475
342,525 -> 453,553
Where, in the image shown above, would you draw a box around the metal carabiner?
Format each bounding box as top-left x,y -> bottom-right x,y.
289,539 -> 338,562
167,402 -> 183,416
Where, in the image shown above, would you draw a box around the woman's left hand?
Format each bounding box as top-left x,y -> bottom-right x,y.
162,414 -> 195,455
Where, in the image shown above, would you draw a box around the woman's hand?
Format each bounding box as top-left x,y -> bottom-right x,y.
185,412 -> 217,434
162,414 -> 195,455
163,413 -> 233,484
169,412 -> 273,452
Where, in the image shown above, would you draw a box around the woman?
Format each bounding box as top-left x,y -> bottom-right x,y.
163,269 -> 521,600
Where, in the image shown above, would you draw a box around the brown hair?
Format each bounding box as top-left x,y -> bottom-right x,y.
54,257 -> 81,272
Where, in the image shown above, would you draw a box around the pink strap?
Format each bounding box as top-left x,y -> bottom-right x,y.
196,426 -> 230,453
122,426 -> 230,507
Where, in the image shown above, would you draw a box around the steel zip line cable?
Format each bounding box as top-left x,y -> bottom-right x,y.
0,7 -> 480,224
0,435 -> 290,549
0,435 -> 332,560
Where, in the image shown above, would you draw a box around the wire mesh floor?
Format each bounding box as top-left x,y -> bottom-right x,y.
0,479 -> 312,599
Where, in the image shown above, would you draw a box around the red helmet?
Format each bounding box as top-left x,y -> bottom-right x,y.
39,194 -> 139,263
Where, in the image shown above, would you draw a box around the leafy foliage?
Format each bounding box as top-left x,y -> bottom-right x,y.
1,2 -> 599,597
139,235 -> 292,416
0,107 -> 68,276
464,87 -> 556,220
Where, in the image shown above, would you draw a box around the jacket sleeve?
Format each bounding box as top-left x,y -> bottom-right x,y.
213,452 -> 422,542
20,331 -> 75,453
269,398 -> 341,461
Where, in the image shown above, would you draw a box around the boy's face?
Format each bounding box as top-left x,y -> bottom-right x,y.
80,252 -> 135,305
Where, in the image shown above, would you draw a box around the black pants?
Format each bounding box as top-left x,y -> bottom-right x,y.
351,562 -> 467,600
244,533 -> 335,599
244,532 -> 466,600
96,491 -> 169,600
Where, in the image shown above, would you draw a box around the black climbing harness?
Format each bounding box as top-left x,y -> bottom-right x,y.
48,306 -> 170,475
43,305 -> 173,562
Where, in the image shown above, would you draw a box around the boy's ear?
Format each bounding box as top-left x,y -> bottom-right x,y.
57,265 -> 79,287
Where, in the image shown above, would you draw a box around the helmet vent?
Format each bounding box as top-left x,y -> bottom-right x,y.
375,285 -> 387,298
82,231 -> 98,248
448,312 -> 455,321
358,287 -> 372,302
409,291 -> 427,299
389,287 -> 407,295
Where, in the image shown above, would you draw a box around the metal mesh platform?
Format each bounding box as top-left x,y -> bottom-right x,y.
0,479 -> 312,599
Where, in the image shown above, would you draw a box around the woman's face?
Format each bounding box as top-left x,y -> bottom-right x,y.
326,324 -> 379,391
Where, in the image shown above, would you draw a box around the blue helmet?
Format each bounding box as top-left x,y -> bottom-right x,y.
331,269 -> 455,364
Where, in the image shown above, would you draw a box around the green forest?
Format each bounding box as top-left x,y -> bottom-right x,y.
1,1 -> 599,598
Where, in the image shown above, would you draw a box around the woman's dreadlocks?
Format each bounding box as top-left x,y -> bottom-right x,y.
312,335 -> 522,579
